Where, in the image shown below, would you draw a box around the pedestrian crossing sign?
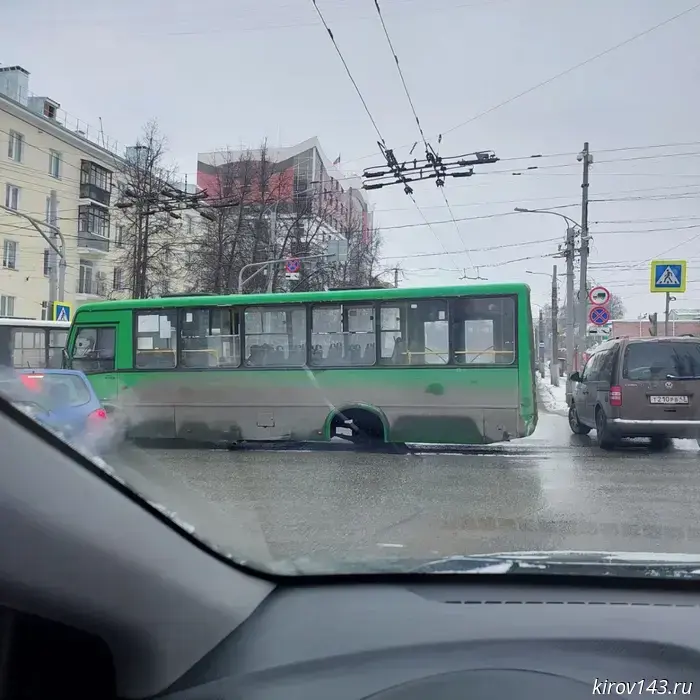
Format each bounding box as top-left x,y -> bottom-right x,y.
650,259 -> 686,293
52,302 -> 72,322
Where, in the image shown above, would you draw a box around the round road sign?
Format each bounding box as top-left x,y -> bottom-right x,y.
589,306 -> 610,326
589,285 -> 610,306
285,258 -> 301,274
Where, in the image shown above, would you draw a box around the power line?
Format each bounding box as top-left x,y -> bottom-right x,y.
370,0 -> 481,272
341,3 -> 700,166
309,0 -> 385,144
439,2 -> 700,139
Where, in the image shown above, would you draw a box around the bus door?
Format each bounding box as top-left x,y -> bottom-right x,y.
68,325 -> 119,409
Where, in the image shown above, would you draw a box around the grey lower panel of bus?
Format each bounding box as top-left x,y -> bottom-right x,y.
113,371 -> 526,445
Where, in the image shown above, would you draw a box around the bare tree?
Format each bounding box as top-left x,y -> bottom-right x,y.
188,143 -> 386,293
114,120 -> 183,298
186,142 -> 291,294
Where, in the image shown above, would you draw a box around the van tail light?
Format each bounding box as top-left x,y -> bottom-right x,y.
610,386 -> 623,407
88,408 -> 108,426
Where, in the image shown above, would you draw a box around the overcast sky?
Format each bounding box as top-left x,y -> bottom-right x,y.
3,0 -> 699,316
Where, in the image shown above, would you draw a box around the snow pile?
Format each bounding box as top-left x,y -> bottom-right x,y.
536,372 -> 568,416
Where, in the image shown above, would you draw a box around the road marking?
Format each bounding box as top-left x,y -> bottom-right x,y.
377,543 -> 404,548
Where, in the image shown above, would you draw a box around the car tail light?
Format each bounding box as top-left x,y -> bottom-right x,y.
88,408 -> 108,426
20,374 -> 43,391
609,385 -> 623,406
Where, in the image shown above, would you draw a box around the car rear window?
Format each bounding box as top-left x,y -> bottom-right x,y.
622,341 -> 700,380
21,374 -> 92,408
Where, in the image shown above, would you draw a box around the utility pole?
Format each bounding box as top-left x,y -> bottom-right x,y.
47,191 -> 58,315
577,142 -> 592,367
564,226 -> 576,375
394,267 -> 399,288
664,293 -> 675,336
538,309 -> 546,377
551,264 -> 559,387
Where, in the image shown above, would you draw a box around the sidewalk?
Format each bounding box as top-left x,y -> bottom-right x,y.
536,364 -> 568,417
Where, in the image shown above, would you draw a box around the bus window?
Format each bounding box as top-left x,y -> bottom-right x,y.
71,327 -> 116,372
451,296 -> 516,365
244,307 -> 306,367
180,308 -> 240,368
135,311 -> 177,369
48,329 -> 68,368
310,304 -> 375,366
379,300 -> 449,366
12,328 -> 45,368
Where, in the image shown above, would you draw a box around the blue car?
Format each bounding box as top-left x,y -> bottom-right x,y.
2,369 -> 114,454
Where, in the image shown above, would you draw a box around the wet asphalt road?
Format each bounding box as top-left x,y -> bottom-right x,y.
105,409 -> 700,570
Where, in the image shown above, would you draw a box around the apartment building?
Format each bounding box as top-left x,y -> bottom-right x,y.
0,64 -> 204,319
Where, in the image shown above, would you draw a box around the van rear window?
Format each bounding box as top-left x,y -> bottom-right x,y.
623,341 -> 700,380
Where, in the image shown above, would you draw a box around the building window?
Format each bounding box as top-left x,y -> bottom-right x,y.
79,259 -> 94,294
43,249 -> 50,276
115,224 -> 124,247
80,161 -> 112,192
78,205 -> 110,238
0,295 -> 15,317
4,184 -> 19,210
7,131 -> 23,162
3,240 -> 17,270
112,267 -> 123,291
49,150 -> 61,178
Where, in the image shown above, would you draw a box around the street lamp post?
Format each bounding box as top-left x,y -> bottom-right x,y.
515,207 -> 582,375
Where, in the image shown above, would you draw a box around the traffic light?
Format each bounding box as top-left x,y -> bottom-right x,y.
648,312 -> 658,337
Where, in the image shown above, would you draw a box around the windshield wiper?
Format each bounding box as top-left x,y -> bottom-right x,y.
666,374 -> 700,380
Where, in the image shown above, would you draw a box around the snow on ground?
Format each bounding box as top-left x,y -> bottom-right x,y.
536,369 -> 568,416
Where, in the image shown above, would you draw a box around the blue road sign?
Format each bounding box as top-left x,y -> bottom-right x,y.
285,258 -> 301,274
52,302 -> 72,323
650,259 -> 686,293
589,306 -> 609,326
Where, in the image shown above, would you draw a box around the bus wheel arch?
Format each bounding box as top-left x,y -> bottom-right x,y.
325,404 -> 389,443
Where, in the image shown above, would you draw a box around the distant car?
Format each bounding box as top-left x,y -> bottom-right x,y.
568,336 -> 700,450
1,369 -> 115,454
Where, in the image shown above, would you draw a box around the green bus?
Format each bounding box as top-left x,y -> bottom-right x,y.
65,283 -> 537,445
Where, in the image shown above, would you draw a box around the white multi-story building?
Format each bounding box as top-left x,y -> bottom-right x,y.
0,64 -> 204,319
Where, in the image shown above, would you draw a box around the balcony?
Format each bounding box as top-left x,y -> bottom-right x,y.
77,230 -> 110,253
76,276 -> 108,298
79,181 -> 111,206
80,160 -> 113,207
78,204 -> 110,254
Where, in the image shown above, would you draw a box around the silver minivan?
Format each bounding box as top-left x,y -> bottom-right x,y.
568,337 -> 700,449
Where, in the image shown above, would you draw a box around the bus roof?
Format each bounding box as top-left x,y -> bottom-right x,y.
0,318 -> 70,328
74,283 -> 531,314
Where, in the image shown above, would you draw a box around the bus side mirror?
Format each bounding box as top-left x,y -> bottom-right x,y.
569,371 -> 581,383
62,348 -> 71,369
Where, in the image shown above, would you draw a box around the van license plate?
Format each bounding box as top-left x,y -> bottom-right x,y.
650,395 -> 689,404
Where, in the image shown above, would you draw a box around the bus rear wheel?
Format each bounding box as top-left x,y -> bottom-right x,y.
331,409 -> 385,445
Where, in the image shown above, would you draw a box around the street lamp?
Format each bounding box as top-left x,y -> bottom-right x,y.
514,207 -> 582,231
515,207 -> 583,375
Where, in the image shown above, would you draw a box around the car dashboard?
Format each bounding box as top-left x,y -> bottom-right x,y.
1,397 -> 700,700
161,581 -> 700,700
